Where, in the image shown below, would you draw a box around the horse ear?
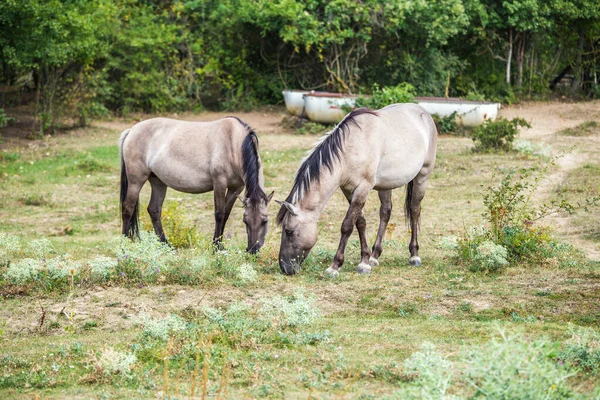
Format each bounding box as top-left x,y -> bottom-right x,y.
237,194 -> 247,207
266,191 -> 275,203
275,200 -> 298,216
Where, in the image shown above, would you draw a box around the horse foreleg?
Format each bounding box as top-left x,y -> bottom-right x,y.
212,180 -> 227,249
219,187 -> 243,240
148,176 -> 168,243
369,190 -> 393,268
407,176 -> 429,267
326,186 -> 370,276
342,189 -> 371,273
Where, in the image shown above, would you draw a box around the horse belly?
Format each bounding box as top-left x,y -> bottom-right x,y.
151,161 -> 214,194
373,153 -> 425,191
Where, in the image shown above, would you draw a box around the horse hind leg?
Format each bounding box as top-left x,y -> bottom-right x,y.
122,180 -> 144,239
369,190 -> 393,268
148,175 -> 168,243
406,174 -> 429,267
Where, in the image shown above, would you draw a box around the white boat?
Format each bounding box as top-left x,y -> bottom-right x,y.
303,93 -> 359,124
415,97 -> 501,127
282,90 -> 310,117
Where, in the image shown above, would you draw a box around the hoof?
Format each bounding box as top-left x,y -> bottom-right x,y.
356,262 -> 372,274
368,257 -> 379,267
325,267 -> 339,278
409,256 -> 421,266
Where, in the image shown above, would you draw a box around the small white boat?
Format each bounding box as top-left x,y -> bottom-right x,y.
303,93 -> 359,124
282,90 -> 310,117
415,97 -> 501,127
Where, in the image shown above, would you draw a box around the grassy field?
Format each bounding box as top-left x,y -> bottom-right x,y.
1,104 -> 600,399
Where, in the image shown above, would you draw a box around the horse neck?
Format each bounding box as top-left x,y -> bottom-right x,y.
299,167 -> 342,218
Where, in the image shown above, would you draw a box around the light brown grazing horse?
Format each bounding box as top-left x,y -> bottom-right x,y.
276,104 -> 437,275
119,117 -> 274,253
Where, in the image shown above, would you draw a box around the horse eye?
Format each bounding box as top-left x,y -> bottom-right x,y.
261,219 -> 268,225
285,229 -> 293,237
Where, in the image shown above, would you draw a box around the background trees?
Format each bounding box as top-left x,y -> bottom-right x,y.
1,0 -> 599,132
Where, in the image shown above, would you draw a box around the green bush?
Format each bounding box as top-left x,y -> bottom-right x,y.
431,112 -> 459,134
354,83 -> 416,110
0,108 -> 14,128
472,117 -> 531,152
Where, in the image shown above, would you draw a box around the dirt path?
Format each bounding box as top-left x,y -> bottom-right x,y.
500,101 -> 600,260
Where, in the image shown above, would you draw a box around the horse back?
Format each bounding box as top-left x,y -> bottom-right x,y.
342,104 -> 437,191
121,117 -> 247,193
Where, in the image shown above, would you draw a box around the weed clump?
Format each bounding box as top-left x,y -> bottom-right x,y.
5,258 -> 38,285
464,332 -> 576,399
260,290 -> 320,328
0,233 -> 21,266
99,347 -> 137,376
88,256 -> 118,281
558,325 -> 600,373
28,238 -> 55,258
139,314 -> 187,341
398,342 -> 454,399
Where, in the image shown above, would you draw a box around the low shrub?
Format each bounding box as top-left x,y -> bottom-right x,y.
456,164 -> 592,271
353,83 -> 416,110
471,117 -> 531,152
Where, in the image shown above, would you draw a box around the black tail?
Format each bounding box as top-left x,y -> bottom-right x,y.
404,180 -> 414,229
119,130 -> 139,238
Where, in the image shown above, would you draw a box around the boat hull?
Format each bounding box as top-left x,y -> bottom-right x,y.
283,90 -> 309,117
415,97 -> 501,127
304,93 -> 358,124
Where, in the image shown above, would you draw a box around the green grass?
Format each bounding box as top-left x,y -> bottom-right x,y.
1,116 -> 600,398
559,120 -> 599,136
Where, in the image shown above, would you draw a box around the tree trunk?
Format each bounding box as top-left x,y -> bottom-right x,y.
517,32 -> 526,88
506,29 -> 513,85
572,26 -> 585,93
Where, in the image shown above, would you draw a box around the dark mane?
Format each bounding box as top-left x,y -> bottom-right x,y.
229,117 -> 268,204
276,108 -> 378,225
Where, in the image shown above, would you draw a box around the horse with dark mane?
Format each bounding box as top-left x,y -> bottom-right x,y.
119,117 -> 273,253
276,104 -> 437,275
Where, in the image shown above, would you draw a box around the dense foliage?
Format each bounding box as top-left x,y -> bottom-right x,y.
1,0 -> 600,131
